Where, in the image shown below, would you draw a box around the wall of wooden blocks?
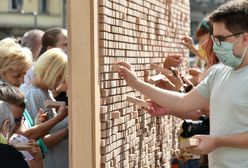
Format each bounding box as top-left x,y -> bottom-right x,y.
99,0 -> 190,167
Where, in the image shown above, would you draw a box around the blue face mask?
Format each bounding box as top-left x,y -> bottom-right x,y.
213,36 -> 247,69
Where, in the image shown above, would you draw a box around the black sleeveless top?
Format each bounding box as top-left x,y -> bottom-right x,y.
0,143 -> 29,168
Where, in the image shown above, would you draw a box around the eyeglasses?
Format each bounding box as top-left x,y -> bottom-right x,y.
14,116 -> 23,124
211,32 -> 244,47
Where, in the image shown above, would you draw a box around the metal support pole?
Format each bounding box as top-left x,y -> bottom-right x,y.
32,11 -> 37,28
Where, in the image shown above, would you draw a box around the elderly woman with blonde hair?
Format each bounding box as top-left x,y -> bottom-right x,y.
20,48 -> 68,168
0,38 -> 32,87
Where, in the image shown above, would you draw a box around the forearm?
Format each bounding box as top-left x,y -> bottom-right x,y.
28,146 -> 44,168
28,158 -> 43,168
173,110 -> 203,120
215,131 -> 248,148
42,128 -> 68,149
133,80 -> 183,110
133,80 -> 205,113
147,106 -> 202,120
24,116 -> 64,140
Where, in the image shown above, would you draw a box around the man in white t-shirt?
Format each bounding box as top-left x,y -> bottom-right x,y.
116,0 -> 248,167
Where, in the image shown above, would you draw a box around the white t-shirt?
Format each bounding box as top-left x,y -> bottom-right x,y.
196,64 -> 248,168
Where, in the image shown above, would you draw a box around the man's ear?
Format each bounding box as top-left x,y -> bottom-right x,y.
1,120 -> 10,138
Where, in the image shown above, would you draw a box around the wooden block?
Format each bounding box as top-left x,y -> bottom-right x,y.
180,138 -> 200,148
131,111 -> 138,118
44,100 -> 65,108
126,96 -> 149,108
12,142 -> 32,151
148,74 -> 166,84
150,64 -> 173,76
112,65 -> 121,72
111,111 -> 120,119
155,152 -> 162,159
100,106 -> 108,114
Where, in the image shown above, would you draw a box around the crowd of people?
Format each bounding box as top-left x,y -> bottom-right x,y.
0,27 -> 68,168
0,0 -> 247,168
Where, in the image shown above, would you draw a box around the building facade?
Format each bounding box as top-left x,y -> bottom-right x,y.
0,0 -> 66,39
190,0 -> 229,38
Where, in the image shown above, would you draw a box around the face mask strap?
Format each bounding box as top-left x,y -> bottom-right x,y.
233,35 -> 247,59
241,46 -> 248,59
232,34 -> 244,48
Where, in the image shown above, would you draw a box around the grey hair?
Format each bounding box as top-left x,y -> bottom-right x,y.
0,101 -> 15,133
22,29 -> 44,50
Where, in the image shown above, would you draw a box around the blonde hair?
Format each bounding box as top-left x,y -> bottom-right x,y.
0,39 -> 32,76
34,48 -> 68,89
0,38 -> 19,48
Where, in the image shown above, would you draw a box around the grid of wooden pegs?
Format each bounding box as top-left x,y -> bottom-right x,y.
99,0 -> 190,167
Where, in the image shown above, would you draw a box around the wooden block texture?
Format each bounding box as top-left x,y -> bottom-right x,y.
99,0 -> 190,167
126,96 -> 149,108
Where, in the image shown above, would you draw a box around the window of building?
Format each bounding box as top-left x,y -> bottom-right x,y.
9,0 -> 23,11
40,0 -> 48,13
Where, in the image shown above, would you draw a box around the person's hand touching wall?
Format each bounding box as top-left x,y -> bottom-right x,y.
163,55 -> 182,69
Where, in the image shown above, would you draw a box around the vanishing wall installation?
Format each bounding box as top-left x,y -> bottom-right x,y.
99,0 -> 190,167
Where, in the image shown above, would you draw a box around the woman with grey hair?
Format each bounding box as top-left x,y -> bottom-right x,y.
0,100 -> 29,168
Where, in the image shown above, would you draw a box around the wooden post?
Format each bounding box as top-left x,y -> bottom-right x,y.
68,0 -> 100,167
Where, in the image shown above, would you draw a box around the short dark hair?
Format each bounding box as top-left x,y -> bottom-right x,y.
39,28 -> 65,56
209,0 -> 248,34
22,29 -> 44,50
